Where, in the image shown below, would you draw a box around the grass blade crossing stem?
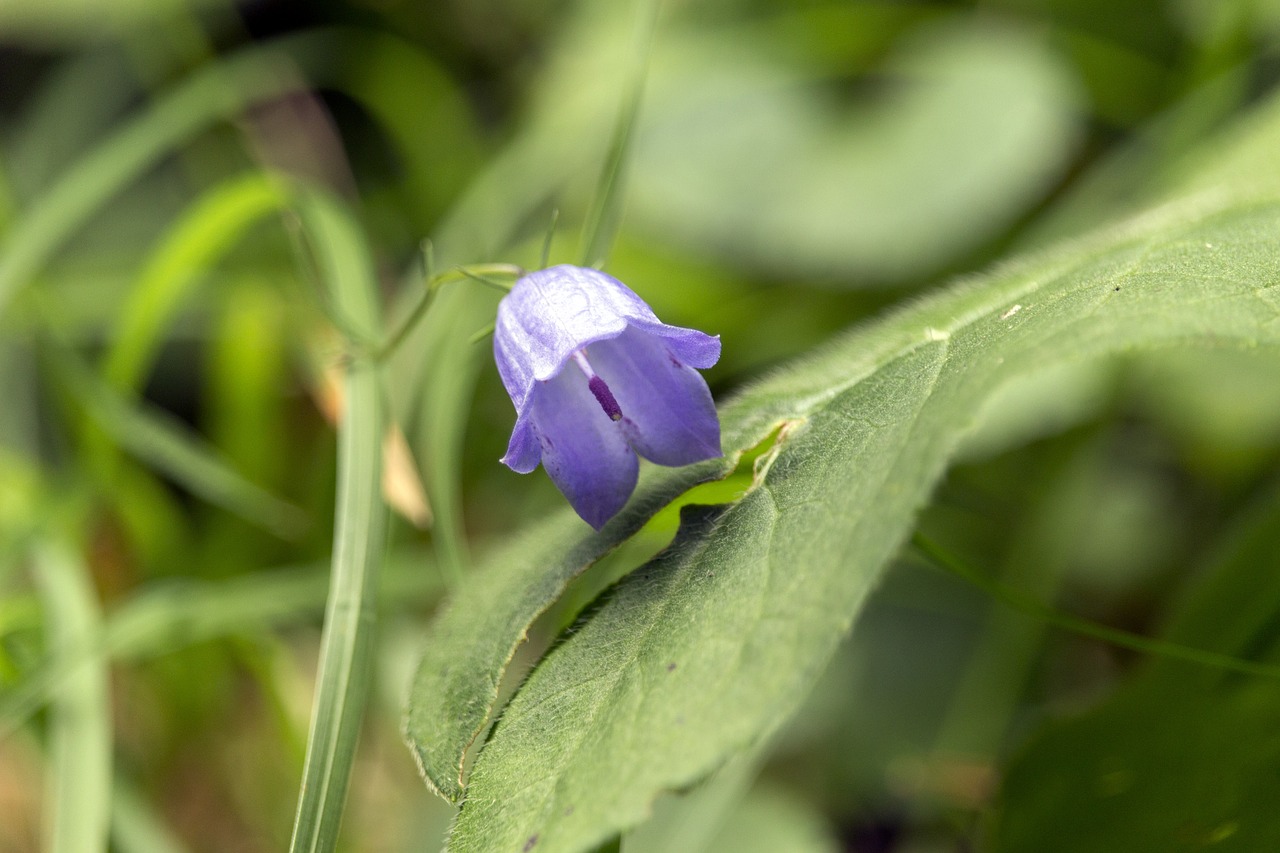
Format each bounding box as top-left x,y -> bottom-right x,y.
286,188 -> 387,853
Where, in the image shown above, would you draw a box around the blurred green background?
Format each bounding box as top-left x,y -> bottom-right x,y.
3,0 -> 1280,851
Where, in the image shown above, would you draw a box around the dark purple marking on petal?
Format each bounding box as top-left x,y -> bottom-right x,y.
588,328 -> 721,467
528,366 -> 638,528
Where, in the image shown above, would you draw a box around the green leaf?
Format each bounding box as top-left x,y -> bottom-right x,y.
991,480 -> 1280,853
699,783 -> 840,853
33,540 -> 112,853
101,172 -> 291,393
0,29 -> 475,323
0,44 -> 306,320
438,89 -> 1280,851
629,15 -> 1083,281
43,337 -> 308,538
403,460 -> 732,804
285,188 -> 387,853
0,549 -> 441,737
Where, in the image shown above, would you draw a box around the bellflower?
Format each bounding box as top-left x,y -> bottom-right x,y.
494,264 -> 722,529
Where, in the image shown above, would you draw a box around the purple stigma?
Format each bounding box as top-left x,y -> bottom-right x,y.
588,375 -> 623,421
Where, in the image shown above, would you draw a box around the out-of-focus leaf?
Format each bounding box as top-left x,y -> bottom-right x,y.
0,42 -> 307,320
3,48 -> 140,202
33,540 -> 112,853
992,481 -> 1280,853
334,31 -> 483,227
0,0 -> 223,44
621,754 -> 759,853
0,549 -> 439,736
702,784 -> 840,853
1126,347 -> 1280,481
0,29 -> 479,322
106,550 -> 438,662
439,86 -> 1280,852
102,173 -> 291,393
629,16 -> 1083,282
45,337 -> 308,537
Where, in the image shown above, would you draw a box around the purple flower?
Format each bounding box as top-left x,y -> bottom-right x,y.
494,265 -> 722,529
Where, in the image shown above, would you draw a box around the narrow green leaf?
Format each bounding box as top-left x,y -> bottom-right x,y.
0,45 -> 306,319
33,540 -> 111,853
0,550 -> 439,737
0,29 -> 469,322
43,337 -> 308,538
578,0 -> 657,269
286,188 -> 387,853
444,105 -> 1280,851
102,172 -> 291,392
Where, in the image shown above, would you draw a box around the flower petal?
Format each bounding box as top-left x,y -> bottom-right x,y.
587,326 -> 722,467
529,366 -> 639,529
494,265 -> 664,412
631,320 -> 721,369
500,410 -> 541,473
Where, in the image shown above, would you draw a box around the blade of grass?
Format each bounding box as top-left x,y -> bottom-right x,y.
0,44 -> 308,319
0,28 -> 481,322
102,172 -> 292,391
41,335 -> 308,538
286,187 -> 387,853
33,539 -> 112,853
0,549 -> 439,738
578,0 -> 659,269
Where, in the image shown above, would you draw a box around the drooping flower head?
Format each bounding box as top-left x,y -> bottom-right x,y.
494,265 -> 722,528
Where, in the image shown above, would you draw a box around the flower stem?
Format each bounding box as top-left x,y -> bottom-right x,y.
372,263 -> 521,362
911,531 -> 1280,680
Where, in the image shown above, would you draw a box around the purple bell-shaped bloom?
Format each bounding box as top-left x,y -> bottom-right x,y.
494,265 -> 722,528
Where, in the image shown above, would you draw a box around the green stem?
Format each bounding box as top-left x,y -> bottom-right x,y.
33,540 -> 112,853
372,263 -> 521,362
911,532 -> 1280,681
286,189 -> 388,853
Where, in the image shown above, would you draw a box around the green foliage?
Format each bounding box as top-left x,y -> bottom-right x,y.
5,1 -> 1280,852
33,541 -> 112,853
285,189 -> 387,853
992,482 -> 1280,852
413,45 -> 1280,848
